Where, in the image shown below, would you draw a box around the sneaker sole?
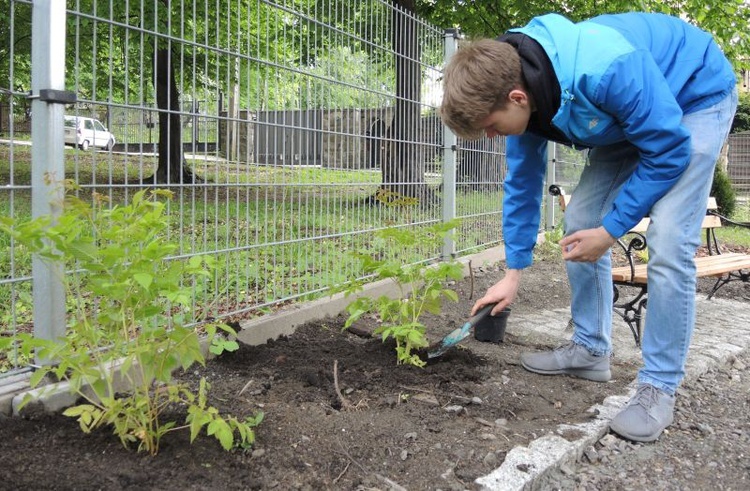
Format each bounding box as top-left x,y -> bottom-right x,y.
609,420 -> 671,443
520,361 -> 612,382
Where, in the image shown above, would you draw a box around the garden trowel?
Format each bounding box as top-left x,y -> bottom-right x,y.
427,303 -> 496,359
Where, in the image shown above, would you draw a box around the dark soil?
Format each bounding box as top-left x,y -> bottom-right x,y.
1,250 -> 747,491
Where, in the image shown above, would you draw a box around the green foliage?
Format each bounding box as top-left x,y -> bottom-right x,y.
732,91 -> 750,134
711,165 -> 737,218
300,45 -> 395,110
0,188 -> 261,455
638,0 -> 750,72
635,248 -> 650,264
535,224 -> 564,261
418,0 -> 750,72
336,221 -> 464,367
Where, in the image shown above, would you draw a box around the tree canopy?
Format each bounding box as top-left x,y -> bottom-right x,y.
415,0 -> 750,72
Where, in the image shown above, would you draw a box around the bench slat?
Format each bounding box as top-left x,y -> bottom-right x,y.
695,255 -> 750,278
627,214 -> 721,234
612,253 -> 750,283
559,195 -> 717,212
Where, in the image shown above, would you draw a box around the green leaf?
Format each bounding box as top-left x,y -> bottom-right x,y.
443,290 -> 459,302
187,408 -> 210,443
133,273 -> 154,290
224,340 -> 239,351
214,323 -> 238,337
210,338 -> 239,355
214,420 -> 234,450
63,404 -> 97,417
68,239 -> 98,262
248,412 -> 265,426
206,419 -> 221,436
407,330 -> 428,347
29,368 -> 49,388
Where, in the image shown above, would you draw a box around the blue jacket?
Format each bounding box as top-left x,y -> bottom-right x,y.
502,13 -> 736,269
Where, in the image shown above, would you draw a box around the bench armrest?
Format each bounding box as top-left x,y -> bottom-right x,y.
615,232 -> 647,281
708,210 -> 750,229
548,184 -> 565,197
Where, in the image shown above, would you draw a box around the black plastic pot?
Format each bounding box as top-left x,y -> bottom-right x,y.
473,308 -> 511,343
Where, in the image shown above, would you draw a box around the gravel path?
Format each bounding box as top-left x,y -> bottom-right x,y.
536,348 -> 750,490
473,288 -> 750,491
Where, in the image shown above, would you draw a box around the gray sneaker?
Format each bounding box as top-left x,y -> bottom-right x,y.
520,342 -> 611,382
609,384 -> 675,442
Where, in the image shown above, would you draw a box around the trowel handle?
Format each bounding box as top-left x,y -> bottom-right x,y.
467,303 -> 497,327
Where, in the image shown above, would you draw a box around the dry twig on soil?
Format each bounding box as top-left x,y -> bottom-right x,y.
333,360 -> 368,411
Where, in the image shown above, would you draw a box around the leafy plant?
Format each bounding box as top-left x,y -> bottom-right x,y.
731,91 -> 750,134
711,165 -> 737,219
337,221 -> 464,367
0,188 -> 262,455
634,248 -> 650,264
535,224 -> 565,260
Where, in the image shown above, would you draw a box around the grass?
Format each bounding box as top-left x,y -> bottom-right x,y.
713,197 -> 750,248
716,225 -> 750,249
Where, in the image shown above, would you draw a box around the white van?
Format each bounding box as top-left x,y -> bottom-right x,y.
64,115 -> 116,151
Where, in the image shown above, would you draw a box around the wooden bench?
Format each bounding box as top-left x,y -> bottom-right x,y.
548,185 -> 750,346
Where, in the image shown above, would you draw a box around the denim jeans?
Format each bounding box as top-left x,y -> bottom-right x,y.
563,88 -> 738,394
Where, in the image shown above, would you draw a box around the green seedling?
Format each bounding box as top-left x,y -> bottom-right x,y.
0,187 -> 262,455
336,220 -> 463,367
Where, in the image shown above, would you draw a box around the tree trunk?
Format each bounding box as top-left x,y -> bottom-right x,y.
377,0 -> 433,205
153,47 -> 197,184
457,138 -> 503,191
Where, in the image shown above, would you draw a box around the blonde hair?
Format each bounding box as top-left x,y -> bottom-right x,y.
440,39 -> 522,140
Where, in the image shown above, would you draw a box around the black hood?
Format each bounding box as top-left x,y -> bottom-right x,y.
497,32 -> 570,144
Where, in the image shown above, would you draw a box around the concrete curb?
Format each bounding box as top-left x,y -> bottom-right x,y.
475,295 -> 750,490
0,371 -> 32,415
8,357 -> 154,416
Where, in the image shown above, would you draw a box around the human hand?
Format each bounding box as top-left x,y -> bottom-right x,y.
559,226 -> 616,262
471,269 -> 521,316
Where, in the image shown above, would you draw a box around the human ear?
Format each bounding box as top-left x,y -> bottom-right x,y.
507,89 -> 528,106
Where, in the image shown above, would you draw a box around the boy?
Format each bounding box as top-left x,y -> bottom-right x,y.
441,12 -> 737,442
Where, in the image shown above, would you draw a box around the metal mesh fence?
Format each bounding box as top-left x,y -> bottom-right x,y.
728,132 -> 750,202
0,0 -> 513,375
542,143 -> 587,231
1,0 -> 34,375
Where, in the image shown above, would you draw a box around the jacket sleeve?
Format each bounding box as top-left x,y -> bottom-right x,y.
502,132 -> 548,269
593,50 -> 691,238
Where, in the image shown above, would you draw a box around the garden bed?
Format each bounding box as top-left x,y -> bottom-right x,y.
0,256 -> 650,490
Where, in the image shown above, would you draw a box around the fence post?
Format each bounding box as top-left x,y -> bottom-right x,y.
441,28 -> 460,260
545,142 -> 557,230
30,0 -> 69,364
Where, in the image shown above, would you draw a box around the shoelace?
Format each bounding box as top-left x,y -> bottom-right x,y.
630,384 -> 660,410
554,341 -> 578,354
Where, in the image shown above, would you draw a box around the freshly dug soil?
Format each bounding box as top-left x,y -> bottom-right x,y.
0,250 -> 747,490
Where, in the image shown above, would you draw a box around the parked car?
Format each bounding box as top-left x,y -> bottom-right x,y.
64,115 -> 116,151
